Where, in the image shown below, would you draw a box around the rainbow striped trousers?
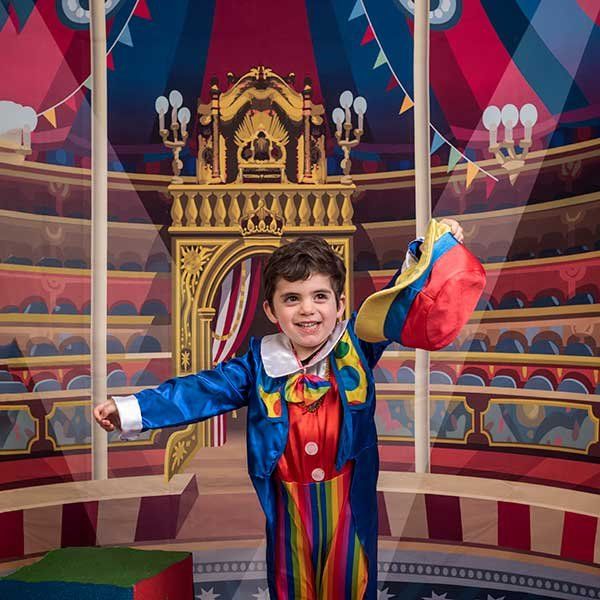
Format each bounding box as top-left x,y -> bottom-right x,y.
274,467 -> 368,599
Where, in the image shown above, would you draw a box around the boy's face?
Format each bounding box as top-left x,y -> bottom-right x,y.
263,272 -> 345,361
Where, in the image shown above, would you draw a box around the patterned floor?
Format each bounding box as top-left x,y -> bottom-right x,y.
191,544 -> 600,599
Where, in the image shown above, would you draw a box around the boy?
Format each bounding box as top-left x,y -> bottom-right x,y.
95,218 -> 483,599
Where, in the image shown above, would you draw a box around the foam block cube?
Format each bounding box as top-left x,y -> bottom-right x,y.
0,546 -> 193,599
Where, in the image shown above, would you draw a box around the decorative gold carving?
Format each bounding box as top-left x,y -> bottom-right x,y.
164,422 -> 200,481
284,194 -> 298,226
235,110 -> 289,183
227,193 -> 241,225
180,348 -> 191,372
180,245 -> 216,354
341,192 -> 354,225
199,194 -> 211,226
298,193 -> 310,226
214,193 -> 227,226
326,194 -> 339,226
329,243 -> 344,260
171,192 -> 184,227
196,66 -> 327,185
313,193 -> 325,226
241,199 -> 284,237
183,193 -> 197,227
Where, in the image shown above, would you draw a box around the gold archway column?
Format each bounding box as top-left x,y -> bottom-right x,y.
164,185 -> 356,480
164,306 -> 215,481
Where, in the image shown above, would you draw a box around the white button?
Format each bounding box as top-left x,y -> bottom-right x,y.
311,468 -> 325,482
305,441 -> 319,456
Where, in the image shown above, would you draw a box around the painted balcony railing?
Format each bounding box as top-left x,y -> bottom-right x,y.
167,184 -> 355,231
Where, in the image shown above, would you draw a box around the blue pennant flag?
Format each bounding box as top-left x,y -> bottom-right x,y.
349,0 -> 365,21
430,131 -> 445,155
118,24 -> 134,47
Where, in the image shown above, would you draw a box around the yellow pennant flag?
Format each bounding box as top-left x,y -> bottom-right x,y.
42,108 -> 57,128
466,161 -> 479,188
399,95 -> 414,115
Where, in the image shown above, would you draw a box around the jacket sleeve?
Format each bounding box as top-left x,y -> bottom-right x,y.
352,240 -> 422,368
114,352 -> 254,438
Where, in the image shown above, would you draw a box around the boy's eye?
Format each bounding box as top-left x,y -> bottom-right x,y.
315,293 -> 328,300
284,295 -> 298,303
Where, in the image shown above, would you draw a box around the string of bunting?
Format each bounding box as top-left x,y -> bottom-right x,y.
37,0 -> 148,128
350,0 -> 498,189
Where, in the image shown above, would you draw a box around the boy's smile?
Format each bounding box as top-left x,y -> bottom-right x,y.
263,273 -> 345,361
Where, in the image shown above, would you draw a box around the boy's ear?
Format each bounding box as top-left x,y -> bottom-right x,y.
263,300 -> 278,325
337,294 -> 346,320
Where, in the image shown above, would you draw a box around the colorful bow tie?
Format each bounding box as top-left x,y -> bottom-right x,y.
285,372 -> 331,408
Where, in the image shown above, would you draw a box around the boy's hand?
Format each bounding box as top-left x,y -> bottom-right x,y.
440,218 -> 464,244
93,399 -> 121,432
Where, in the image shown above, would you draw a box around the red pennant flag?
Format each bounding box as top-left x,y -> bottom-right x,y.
107,53 -> 115,70
386,76 -> 399,92
361,25 -> 375,45
485,176 -> 497,199
64,93 -> 79,112
134,0 -> 152,20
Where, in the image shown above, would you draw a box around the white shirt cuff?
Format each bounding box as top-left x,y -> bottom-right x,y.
113,394 -> 143,441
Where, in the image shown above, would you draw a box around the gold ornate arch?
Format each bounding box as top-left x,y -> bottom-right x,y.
163,67 -> 357,480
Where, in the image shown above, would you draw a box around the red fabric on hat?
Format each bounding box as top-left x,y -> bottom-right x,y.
401,244 -> 485,350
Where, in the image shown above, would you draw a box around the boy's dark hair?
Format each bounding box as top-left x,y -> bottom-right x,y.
263,237 -> 346,307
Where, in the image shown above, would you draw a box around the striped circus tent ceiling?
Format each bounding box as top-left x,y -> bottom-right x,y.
1,0 -> 597,171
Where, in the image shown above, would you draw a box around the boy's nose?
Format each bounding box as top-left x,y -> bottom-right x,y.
299,300 -> 315,314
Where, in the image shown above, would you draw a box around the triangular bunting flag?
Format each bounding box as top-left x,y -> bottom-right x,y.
447,146 -> 462,172
118,24 -> 133,47
465,161 -> 479,188
83,76 -> 92,90
107,53 -> 115,70
349,0 -> 365,20
399,94 -> 414,114
386,76 -> 400,92
430,131 -> 445,154
485,175 -> 497,199
373,49 -> 387,69
133,0 -> 151,19
64,93 -> 79,111
361,24 -> 375,45
42,108 -> 57,128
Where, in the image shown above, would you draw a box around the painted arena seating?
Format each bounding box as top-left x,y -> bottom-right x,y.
0,341 -> 22,359
126,335 -> 162,353
32,379 -> 61,392
52,300 -> 79,315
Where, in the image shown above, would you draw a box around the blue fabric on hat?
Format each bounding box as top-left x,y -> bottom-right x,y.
382,232 -> 458,342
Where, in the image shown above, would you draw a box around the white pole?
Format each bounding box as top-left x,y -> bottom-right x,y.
90,0 -> 108,480
413,0 -> 431,474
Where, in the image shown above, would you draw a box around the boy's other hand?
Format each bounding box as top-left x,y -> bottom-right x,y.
93,399 -> 121,432
440,218 -> 464,244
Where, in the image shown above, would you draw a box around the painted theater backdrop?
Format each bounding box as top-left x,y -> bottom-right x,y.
0,1 -> 599,599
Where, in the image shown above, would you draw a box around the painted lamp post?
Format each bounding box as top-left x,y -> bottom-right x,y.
155,90 -> 191,183
332,90 -> 367,184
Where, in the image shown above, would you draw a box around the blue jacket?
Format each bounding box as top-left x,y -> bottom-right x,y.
134,315 -> 389,599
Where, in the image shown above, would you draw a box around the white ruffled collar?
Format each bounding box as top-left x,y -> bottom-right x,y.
260,320 -> 348,378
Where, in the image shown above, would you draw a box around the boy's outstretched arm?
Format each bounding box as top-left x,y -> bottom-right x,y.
93,354 -> 254,438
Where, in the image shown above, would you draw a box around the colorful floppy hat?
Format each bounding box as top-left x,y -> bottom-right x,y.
355,219 -> 486,350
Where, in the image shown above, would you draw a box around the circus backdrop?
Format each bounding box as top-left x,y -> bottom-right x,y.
0,1 -> 599,599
